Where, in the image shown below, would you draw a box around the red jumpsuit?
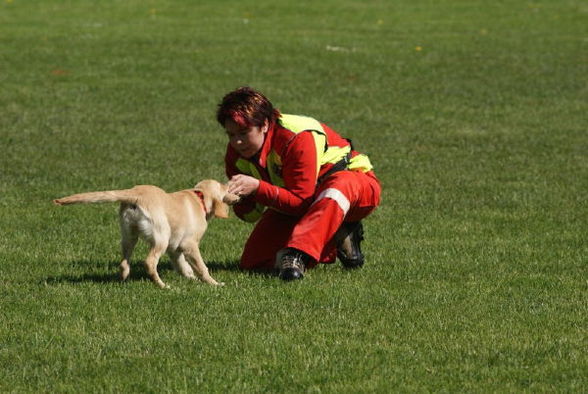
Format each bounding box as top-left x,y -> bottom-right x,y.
225,116 -> 381,271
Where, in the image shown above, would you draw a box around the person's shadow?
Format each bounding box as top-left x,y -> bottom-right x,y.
41,259 -> 244,285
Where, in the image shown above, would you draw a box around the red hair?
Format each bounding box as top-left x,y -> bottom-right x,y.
216,87 -> 280,129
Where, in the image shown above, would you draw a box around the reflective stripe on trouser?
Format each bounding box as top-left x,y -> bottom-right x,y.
239,171 -> 381,271
287,171 -> 380,263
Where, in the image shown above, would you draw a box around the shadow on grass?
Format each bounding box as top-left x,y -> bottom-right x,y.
205,260 -> 278,278
42,259 -> 140,285
40,259 -> 273,285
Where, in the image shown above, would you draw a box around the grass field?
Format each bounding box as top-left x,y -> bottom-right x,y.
1,0 -> 587,392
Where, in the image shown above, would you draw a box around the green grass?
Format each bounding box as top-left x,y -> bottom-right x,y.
1,0 -> 587,392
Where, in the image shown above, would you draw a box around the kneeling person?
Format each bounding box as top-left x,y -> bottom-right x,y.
218,87 -> 381,280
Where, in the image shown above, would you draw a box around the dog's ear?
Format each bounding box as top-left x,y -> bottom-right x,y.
196,180 -> 235,218
213,199 -> 230,219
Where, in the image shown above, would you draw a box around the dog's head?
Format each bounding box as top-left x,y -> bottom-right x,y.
194,179 -> 240,219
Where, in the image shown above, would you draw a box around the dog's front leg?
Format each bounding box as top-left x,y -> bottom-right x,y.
183,242 -> 223,286
169,251 -> 196,279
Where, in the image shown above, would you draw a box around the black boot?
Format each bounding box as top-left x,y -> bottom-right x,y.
277,248 -> 308,281
335,221 -> 365,268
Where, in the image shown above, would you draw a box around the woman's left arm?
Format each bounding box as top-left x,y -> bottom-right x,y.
254,131 -> 319,216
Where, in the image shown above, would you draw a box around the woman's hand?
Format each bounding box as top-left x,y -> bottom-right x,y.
228,175 -> 260,197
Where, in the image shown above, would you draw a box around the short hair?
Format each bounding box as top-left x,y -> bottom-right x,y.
216,86 -> 280,128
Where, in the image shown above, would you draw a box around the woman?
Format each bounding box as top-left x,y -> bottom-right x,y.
218,87 -> 381,280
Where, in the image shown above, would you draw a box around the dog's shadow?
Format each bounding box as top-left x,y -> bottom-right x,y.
42,259 -> 243,285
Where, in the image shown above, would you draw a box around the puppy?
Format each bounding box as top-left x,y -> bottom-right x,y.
53,179 -> 240,288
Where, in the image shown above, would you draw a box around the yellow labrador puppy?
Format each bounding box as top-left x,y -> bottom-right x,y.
53,180 -> 240,288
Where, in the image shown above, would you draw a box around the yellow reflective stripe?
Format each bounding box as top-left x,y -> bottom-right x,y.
279,114 -> 324,133
321,145 -> 351,166
266,150 -> 285,187
233,158 -> 266,222
235,158 -> 262,179
310,132 -> 326,179
349,153 -> 373,172
235,158 -> 250,174
234,158 -> 267,222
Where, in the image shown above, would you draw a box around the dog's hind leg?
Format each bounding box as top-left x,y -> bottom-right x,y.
144,242 -> 168,288
182,241 -> 222,286
169,251 -> 196,279
119,223 -> 139,282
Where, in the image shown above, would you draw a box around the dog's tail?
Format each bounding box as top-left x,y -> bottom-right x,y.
53,189 -> 139,206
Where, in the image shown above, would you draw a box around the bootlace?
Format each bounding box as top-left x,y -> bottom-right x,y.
281,253 -> 305,271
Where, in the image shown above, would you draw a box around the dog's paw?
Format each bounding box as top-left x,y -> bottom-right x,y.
223,192 -> 241,205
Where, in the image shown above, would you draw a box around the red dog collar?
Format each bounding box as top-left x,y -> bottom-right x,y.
193,190 -> 207,214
